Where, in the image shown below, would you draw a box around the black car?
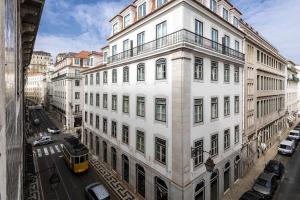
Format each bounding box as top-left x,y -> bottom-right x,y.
240,190 -> 265,200
264,160 -> 284,179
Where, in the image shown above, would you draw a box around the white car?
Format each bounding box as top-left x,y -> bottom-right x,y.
85,182 -> 110,200
278,139 -> 295,155
47,127 -> 60,134
33,136 -> 53,146
288,130 -> 300,140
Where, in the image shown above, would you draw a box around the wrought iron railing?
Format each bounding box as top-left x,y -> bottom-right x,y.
51,73 -> 81,81
108,29 -> 245,63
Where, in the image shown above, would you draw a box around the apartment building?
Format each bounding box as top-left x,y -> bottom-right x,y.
83,0 -> 245,199
241,20 -> 287,173
50,51 -> 102,133
286,61 -> 298,123
25,72 -> 45,104
0,0 -> 44,199
27,50 -> 52,73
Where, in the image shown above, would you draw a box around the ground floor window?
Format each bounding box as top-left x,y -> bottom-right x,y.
111,147 -> 117,170
122,155 -> 129,183
224,162 -> 230,192
155,177 -> 168,200
234,156 -> 240,182
210,170 -> 219,200
136,164 -> 145,197
103,141 -> 107,163
194,181 -> 205,200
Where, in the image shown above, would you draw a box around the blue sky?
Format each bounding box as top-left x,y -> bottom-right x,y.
35,0 -> 300,63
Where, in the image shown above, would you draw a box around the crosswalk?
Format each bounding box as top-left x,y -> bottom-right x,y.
34,144 -> 64,158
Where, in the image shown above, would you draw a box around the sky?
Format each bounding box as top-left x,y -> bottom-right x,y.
35,0 -> 300,63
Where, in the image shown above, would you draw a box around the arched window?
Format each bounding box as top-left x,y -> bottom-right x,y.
224,162 -> 230,192
111,147 -> 117,170
194,180 -> 205,200
156,59 -> 166,80
136,164 -> 145,197
210,170 -> 219,200
234,155 -> 240,181
123,67 -> 129,82
155,177 -> 168,200
137,63 -> 145,81
112,69 -> 117,83
122,155 -> 129,183
102,141 -> 107,163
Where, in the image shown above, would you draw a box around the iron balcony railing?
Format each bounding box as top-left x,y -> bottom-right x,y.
108,29 -> 245,63
51,73 -> 81,81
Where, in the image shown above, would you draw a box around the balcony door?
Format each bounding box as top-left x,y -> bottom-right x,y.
156,21 -> 167,48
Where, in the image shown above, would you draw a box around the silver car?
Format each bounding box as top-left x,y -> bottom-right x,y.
33,136 -> 53,146
85,182 -> 110,200
252,172 -> 278,199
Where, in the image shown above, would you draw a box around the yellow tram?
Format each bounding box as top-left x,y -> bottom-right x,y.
62,136 -> 89,173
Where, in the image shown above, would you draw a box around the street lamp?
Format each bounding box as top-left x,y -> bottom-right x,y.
191,148 -> 215,172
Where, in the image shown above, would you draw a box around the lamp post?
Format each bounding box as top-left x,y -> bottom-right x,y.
191,148 -> 215,172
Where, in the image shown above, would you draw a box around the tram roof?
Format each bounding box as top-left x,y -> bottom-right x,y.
63,136 -> 89,156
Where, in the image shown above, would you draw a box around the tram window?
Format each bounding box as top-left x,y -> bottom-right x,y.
80,156 -> 84,162
75,157 -> 80,164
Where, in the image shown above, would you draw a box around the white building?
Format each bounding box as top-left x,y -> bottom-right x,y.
286,61 -> 298,123
25,72 -> 46,105
50,51 -> 102,133
83,0 -> 245,199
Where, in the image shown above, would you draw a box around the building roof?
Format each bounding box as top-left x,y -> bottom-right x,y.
33,51 -> 51,56
90,51 -> 103,56
75,51 -> 92,59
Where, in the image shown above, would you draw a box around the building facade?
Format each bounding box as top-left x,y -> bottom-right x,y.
241,20 -> 287,173
25,72 -> 45,105
83,0 -> 245,199
0,0 -> 44,199
286,61 -> 298,123
27,50 -> 52,73
50,51 -> 102,132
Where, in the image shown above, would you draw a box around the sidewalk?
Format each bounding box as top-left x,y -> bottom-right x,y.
223,121 -> 299,200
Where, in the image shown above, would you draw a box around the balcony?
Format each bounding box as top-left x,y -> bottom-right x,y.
108,29 -> 245,63
51,73 -> 81,81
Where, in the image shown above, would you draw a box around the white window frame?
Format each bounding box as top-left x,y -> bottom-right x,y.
155,98 -> 167,122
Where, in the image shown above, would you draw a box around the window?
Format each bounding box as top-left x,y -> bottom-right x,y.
103,93 -> 107,108
211,61 -> 218,81
75,92 -> 80,99
113,23 -> 118,34
137,63 -> 145,81
194,99 -> 203,123
103,52 -> 108,63
123,39 -> 129,52
90,113 -> 93,126
137,32 -> 145,53
224,129 -> 230,150
223,8 -> 229,21
234,66 -> 239,83
155,137 -> 166,165
210,0 -> 217,12
85,111 -> 87,123
193,140 -> 203,167
157,0 -> 166,7
155,98 -> 167,122
85,75 -> 88,85
233,16 -> 239,28
75,105 -> 80,113
75,80 -> 80,86
257,50 -> 260,62
90,74 -> 93,85
123,96 -> 129,113
96,93 -> 100,107
211,97 -> 218,119
156,59 -> 167,80
112,95 -> 117,111
224,35 -> 230,47
85,93 -> 88,104
156,21 -> 167,48
136,130 -> 145,153
138,2 -> 146,19
224,96 -> 230,116
194,57 -> 203,80
96,115 -> 100,129
194,181 -> 205,200
96,72 -> 100,84
137,97 -> 145,117
224,64 -> 230,82
112,69 -> 117,83
195,19 -> 203,43
234,96 -> 239,113
211,28 -> 218,49
124,14 -> 130,28
75,58 -> 80,65
235,40 -> 240,52
123,67 -> 129,82
103,71 -> 107,83
122,125 -> 129,144
111,121 -> 117,138
90,93 -> 93,105
112,45 -> 117,56
211,134 -> 218,156
103,118 -> 107,133
235,125 -> 239,144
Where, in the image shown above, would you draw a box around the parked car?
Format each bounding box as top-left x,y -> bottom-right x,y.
252,172 -> 278,199
47,127 -> 60,134
264,160 -> 284,179
240,190 -> 265,200
278,139 -> 295,156
33,136 -> 53,146
286,135 -> 299,146
288,130 -> 300,140
85,182 -> 110,200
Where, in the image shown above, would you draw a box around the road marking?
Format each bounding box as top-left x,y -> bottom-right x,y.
43,147 -> 49,156
49,146 -> 55,154
55,145 -> 61,153
60,144 -> 64,148
39,132 -> 43,137
37,149 -> 42,157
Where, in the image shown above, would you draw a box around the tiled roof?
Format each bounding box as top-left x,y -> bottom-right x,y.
75,51 -> 91,59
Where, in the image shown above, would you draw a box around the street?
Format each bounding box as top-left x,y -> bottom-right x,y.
28,109 -> 119,200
